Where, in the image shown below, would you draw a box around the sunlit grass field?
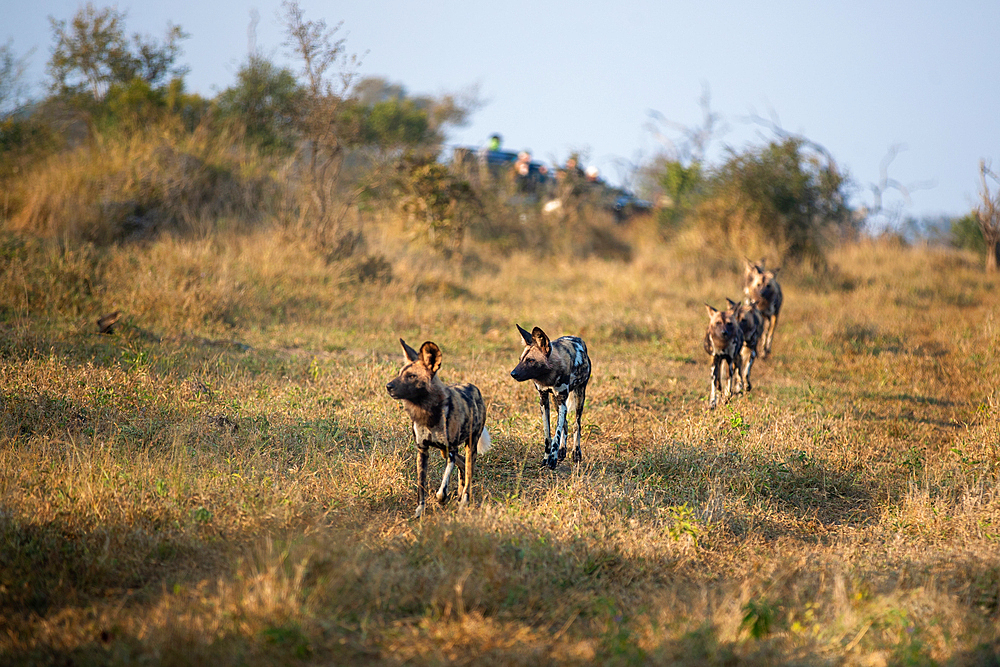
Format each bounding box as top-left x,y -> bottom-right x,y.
2,227 -> 999,665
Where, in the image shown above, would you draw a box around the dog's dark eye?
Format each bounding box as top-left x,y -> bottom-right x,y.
405,372 -> 416,380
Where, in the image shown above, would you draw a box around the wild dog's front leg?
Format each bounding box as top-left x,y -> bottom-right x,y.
732,354 -> 744,395
764,312 -> 779,356
742,346 -> 756,392
436,448 -> 457,505
415,446 -> 429,518
553,392 -> 569,464
538,390 -> 554,468
724,357 -> 736,401
709,356 -> 722,409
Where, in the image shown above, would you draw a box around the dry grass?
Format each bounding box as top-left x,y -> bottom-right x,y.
2,224 -> 1000,665
6,127 -> 281,245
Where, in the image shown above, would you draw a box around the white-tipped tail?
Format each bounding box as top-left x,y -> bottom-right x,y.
477,427 -> 492,454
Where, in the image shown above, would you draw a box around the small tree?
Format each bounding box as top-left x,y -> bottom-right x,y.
976,160 -> 1000,272
47,3 -> 188,101
216,54 -> 302,152
279,0 -> 362,242
279,3 -> 480,246
0,39 -> 33,118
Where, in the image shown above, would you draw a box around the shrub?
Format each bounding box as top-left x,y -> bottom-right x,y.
215,55 -> 302,153
694,138 -> 853,264
951,213 -> 985,256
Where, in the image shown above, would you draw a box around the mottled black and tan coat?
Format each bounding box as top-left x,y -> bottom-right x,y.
744,259 -> 783,357
386,339 -> 491,518
704,303 -> 744,409
726,297 -> 763,394
510,324 -> 591,470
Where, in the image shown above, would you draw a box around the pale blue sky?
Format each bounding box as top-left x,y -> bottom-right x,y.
4,0 -> 999,221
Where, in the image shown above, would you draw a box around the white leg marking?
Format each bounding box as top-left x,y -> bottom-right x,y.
436,459 -> 455,502
556,402 -> 569,453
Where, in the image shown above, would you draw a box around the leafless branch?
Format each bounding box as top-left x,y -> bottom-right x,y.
745,106 -> 835,166
860,144 -> 935,216
646,83 -> 725,165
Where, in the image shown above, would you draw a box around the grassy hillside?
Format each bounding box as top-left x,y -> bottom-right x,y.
2,226 -> 999,665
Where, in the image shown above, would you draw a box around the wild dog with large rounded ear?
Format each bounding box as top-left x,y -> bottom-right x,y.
418,341 -> 442,373
399,339 -> 443,373
515,323 -> 551,355
726,298 -> 762,394
703,303 -> 744,409
510,323 -> 591,470
387,338 -> 490,518
743,261 -> 783,358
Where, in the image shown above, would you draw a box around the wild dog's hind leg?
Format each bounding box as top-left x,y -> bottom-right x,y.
764,312 -> 779,356
459,434 -> 475,506
724,357 -> 736,402
568,385 -> 586,463
734,357 -> 746,398
760,314 -> 774,358
732,355 -> 744,395
436,448 -> 456,505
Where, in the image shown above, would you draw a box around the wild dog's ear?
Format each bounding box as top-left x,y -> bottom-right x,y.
419,341 -> 442,373
726,297 -> 738,310
530,327 -> 551,356
705,303 -> 718,317
758,257 -> 767,270
400,338 -> 420,362
744,257 -> 756,273
515,323 -> 533,347
731,300 -> 743,318
770,267 -> 781,277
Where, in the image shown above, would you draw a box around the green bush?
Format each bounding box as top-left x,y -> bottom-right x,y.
694,138 -> 853,263
951,213 -> 986,256
215,55 -> 302,153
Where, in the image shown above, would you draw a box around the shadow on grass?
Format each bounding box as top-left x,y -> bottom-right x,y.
614,445 -> 880,535
6,509 -> 1000,665
0,514 -> 216,618
0,317 -> 264,383
0,511 -> 382,665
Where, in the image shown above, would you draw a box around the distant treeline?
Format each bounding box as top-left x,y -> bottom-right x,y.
0,2 -> 989,267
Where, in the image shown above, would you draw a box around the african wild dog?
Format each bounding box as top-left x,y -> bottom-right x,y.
704,303 -> 744,409
744,258 -> 783,357
386,339 -> 491,518
510,324 -> 591,470
726,297 -> 763,394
